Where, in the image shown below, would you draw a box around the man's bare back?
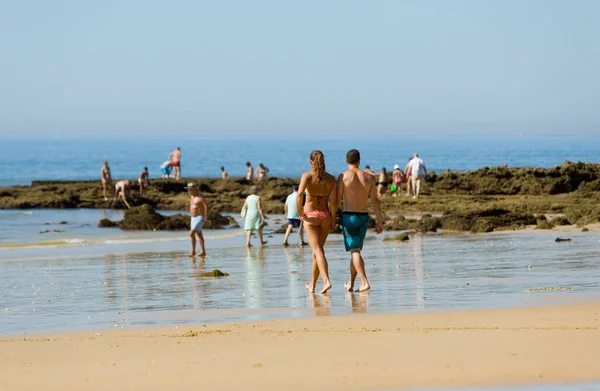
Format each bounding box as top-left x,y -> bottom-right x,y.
338,168 -> 375,213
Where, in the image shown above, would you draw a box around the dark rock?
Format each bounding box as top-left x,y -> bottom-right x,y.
383,233 -> 410,242
156,214 -> 190,230
555,237 -> 572,242
582,227 -> 590,232
200,269 -> 229,277
119,204 -> 164,230
442,208 -> 537,233
549,216 -> 570,226
536,220 -> 554,230
98,219 -> 119,228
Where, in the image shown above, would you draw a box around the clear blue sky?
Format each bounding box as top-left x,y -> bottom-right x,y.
0,0 -> 598,137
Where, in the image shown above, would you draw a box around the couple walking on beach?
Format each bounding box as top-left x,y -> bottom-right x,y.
298,149 -> 384,294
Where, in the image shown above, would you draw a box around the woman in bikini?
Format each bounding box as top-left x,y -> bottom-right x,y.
296,150 -> 337,294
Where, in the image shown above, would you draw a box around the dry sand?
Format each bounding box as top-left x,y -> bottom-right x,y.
2,303 -> 599,391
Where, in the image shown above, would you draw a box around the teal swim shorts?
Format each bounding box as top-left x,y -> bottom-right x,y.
341,212 -> 370,252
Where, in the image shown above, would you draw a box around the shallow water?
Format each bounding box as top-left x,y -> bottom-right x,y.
1,217 -> 599,335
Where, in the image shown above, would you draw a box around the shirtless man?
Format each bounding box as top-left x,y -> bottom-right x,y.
138,167 -> 149,194
255,163 -> 269,181
245,162 -> 253,180
114,180 -> 132,209
168,147 -> 181,180
364,165 -> 376,177
100,161 -> 112,201
187,183 -> 209,257
336,149 -> 384,292
221,166 -> 229,180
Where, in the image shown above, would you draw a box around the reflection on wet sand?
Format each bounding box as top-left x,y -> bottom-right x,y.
348,292 -> 369,313
309,294 -> 331,316
409,234 -> 425,309
245,247 -> 265,309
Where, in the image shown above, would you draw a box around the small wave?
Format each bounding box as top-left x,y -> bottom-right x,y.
0,230 -> 245,251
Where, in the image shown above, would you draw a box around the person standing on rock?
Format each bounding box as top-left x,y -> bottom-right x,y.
100,161 -> 112,201
114,180 -> 132,209
404,157 -> 414,197
245,162 -> 253,181
187,183 -> 209,257
336,149 -> 384,292
409,153 -> 428,199
241,185 -> 267,247
391,164 -> 404,197
138,167 -> 149,194
221,166 -> 229,180
256,163 -> 269,181
283,186 -> 306,247
168,147 -> 181,181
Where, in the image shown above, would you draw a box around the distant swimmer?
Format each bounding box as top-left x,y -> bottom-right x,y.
336,149 -> 384,292
241,185 -> 267,247
256,163 -> 269,181
409,153 -> 427,199
138,167 -> 149,194
114,180 -> 132,209
160,160 -> 173,179
100,160 -> 112,201
221,166 -> 229,180
187,183 -> 209,257
245,162 -> 253,181
168,147 -> 181,181
297,150 -> 337,294
283,185 -> 306,247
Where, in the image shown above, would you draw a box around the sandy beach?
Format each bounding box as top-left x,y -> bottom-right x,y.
2,302 -> 599,391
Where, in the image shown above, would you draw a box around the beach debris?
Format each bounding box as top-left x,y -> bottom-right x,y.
555,237 -> 572,243
525,287 -> 571,292
528,265 -> 532,269
200,269 -> 229,278
94,333 -> 102,337
59,221 -> 68,225
383,233 -> 410,242
5,308 -> 10,312
582,227 -> 590,232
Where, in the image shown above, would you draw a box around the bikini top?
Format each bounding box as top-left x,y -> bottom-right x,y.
305,182 -> 334,206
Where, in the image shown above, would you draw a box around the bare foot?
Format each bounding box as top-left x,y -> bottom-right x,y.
188,252 -> 196,257
261,241 -> 268,246
319,282 -> 332,294
358,283 -> 371,292
300,241 -> 308,246
305,283 -> 315,293
246,243 -> 253,248
344,281 -> 354,292
198,252 -> 207,258
283,242 -> 289,247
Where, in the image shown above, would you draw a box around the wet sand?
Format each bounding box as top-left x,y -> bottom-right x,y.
2,302 -> 599,391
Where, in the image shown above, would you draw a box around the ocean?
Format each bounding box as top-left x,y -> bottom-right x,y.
1,136 -> 599,186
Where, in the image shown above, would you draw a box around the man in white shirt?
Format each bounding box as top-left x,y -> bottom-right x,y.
409,153 -> 428,199
283,186 -> 306,246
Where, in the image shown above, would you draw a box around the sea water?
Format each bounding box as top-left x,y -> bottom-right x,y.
1,136 -> 599,186
1,208 -> 599,335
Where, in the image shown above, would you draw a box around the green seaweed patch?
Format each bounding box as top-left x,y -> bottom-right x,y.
200,269 -> 230,277
536,220 -> 554,230
383,233 -> 410,242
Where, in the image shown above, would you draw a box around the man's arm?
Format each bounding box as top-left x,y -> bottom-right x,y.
368,177 -> 384,234
201,197 -> 209,222
335,174 -> 344,211
284,202 -> 288,217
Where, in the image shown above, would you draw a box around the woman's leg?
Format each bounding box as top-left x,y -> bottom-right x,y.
258,226 -> 267,245
304,219 -> 332,294
246,230 -> 252,247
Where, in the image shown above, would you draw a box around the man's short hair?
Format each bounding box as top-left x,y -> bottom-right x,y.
144,166 -> 148,170
293,185 -> 299,191
346,149 -> 360,165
